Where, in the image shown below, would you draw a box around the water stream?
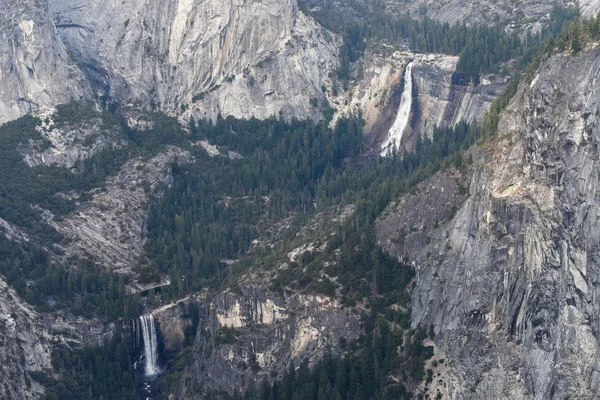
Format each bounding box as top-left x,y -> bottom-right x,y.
381,61 -> 415,156
139,314 -> 161,377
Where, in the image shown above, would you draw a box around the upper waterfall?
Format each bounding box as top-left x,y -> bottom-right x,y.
381,61 -> 415,156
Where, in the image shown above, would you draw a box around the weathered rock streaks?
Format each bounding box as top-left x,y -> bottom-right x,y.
0,0 -> 88,124
50,0 -> 338,121
177,282 -> 361,398
377,48 -> 600,398
50,147 -> 193,274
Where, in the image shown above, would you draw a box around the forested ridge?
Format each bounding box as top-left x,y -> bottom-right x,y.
1,3 -> 592,400
8,101 -> 483,399
147,116 -> 362,297
10,65 -> 526,400
300,1 -> 578,88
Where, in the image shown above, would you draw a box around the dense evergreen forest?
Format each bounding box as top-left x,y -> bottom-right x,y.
0,235 -> 143,319
2,4 -> 590,400
13,102 -> 485,399
0,91 -> 500,400
24,52 -> 526,400
300,1 -> 578,87
146,117 -> 362,296
33,331 -> 139,400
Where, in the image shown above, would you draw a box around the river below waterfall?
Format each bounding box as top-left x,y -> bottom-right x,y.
134,314 -> 163,399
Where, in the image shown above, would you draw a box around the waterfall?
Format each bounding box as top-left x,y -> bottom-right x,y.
139,314 -> 161,377
381,61 -> 415,156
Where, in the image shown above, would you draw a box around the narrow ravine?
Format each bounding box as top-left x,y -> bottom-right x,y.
381,60 -> 415,156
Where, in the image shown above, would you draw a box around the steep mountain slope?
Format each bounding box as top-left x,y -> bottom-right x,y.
49,147 -> 193,275
0,277 -> 52,400
384,0 -> 600,26
581,0 -> 600,17
177,279 -> 361,398
411,56 -> 507,142
1,1 -> 597,399
303,0 -> 596,30
50,0 -> 338,121
377,47 -> 600,398
0,0 -> 88,124
334,52 -> 506,152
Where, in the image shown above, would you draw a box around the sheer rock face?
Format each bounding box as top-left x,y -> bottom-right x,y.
306,0 -> 597,31
50,0 -> 338,121
48,147 -> 194,274
0,0 -> 89,124
177,280 -> 361,398
411,56 -> 507,140
377,48 -> 600,399
329,50 -> 404,149
384,0 -> 596,26
399,55 -> 507,152
385,0 -> 555,26
0,278 -> 51,400
345,52 -> 506,152
581,0 -> 600,17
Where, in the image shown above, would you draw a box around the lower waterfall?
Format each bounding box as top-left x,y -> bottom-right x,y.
381,60 -> 415,156
139,314 -> 161,377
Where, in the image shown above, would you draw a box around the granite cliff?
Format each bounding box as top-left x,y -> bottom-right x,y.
338,51 -> 506,152
384,0 -> 600,27
176,278 -> 361,398
377,47 -> 600,398
0,0 -> 88,124
50,0 -> 338,121
4,1 -> 600,399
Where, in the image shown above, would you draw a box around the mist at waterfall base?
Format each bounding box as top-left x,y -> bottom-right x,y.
139,315 -> 161,377
132,314 -> 163,399
381,61 -> 415,156
134,314 -> 162,381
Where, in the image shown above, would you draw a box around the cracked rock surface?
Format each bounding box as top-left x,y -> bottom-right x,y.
49,147 -> 193,274
177,276 -> 361,398
50,0 -> 338,122
377,48 -> 600,399
0,0 -> 89,124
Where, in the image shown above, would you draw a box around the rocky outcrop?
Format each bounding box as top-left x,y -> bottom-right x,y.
0,277 -> 51,399
376,166 -> 471,263
153,297 -> 196,360
376,48 -> 600,398
383,0 -> 590,26
345,51 -> 506,152
0,217 -> 30,243
50,0 -> 338,122
410,55 -> 507,145
48,147 -> 193,274
22,107 -> 126,169
0,0 -> 88,125
177,278 -> 361,398
581,0 -> 600,17
332,50 -> 405,149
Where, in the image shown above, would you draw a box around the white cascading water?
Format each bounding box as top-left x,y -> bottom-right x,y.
381,61 -> 415,156
140,314 -> 160,377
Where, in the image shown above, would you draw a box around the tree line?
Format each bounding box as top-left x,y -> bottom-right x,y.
306,1 -> 578,87
146,116 -> 363,297
34,330 -> 139,400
